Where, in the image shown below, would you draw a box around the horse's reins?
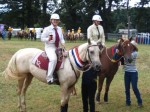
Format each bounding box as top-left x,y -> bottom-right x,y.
106,47 -> 123,62
106,40 -> 128,62
81,44 -> 102,72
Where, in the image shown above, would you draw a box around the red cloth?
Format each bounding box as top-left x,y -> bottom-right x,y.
34,52 -> 62,71
54,28 -> 60,48
112,46 -> 115,55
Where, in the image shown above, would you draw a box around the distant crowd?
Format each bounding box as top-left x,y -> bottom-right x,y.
0,26 -> 37,41
0,26 -> 85,41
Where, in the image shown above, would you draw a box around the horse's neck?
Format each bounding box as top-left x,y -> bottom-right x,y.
69,43 -> 88,70
77,43 -> 88,62
105,44 -> 118,57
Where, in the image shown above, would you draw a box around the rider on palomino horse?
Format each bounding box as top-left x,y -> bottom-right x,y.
41,13 -> 65,84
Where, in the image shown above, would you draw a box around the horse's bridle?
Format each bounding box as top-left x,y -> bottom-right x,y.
106,40 -> 129,62
82,44 -> 103,71
118,40 -> 131,56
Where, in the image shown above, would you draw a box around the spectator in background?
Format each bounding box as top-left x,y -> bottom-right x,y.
71,29 -> 75,35
2,29 -> 6,40
67,30 -> 70,37
30,27 -> 36,41
32,27 -> 36,41
25,26 -> 29,33
8,26 -> 13,40
77,27 -> 81,34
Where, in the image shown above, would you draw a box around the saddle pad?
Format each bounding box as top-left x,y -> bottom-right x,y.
32,52 -> 64,71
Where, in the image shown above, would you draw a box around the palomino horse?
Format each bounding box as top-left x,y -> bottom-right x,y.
96,37 -> 135,103
3,40 -> 102,112
74,33 -> 85,40
17,30 -> 24,40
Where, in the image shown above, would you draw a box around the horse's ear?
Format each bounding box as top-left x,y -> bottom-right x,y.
88,39 -> 91,45
129,37 -> 133,42
97,41 -> 101,45
120,37 -> 124,42
118,37 -> 123,48
97,42 -> 103,50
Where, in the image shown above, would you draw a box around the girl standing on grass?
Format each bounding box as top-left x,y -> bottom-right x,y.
124,40 -> 143,107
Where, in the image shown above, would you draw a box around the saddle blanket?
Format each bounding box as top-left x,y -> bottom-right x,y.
32,52 -> 64,71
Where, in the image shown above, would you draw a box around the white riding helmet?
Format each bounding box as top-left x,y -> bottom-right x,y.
92,15 -> 102,21
50,13 -> 60,20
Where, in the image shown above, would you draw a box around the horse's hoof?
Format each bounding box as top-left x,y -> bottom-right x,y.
104,101 -> 108,104
96,96 -> 100,102
96,101 -> 101,104
20,109 -> 26,112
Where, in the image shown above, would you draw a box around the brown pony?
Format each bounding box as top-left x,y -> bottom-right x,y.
96,37 -> 134,103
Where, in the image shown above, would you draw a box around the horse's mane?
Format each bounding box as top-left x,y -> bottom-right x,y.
68,45 -> 79,50
68,41 -> 96,50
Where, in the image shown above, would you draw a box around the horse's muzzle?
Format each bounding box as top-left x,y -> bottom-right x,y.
126,56 -> 133,63
128,58 -> 133,63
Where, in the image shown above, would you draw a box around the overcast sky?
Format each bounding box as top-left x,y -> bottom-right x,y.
128,0 -> 140,6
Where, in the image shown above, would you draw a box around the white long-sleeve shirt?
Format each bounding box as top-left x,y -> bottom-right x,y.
87,24 -> 105,45
41,24 -> 65,48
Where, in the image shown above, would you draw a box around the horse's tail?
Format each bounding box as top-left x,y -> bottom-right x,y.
3,50 -> 25,80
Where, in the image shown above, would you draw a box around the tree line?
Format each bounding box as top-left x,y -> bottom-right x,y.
0,0 -> 149,33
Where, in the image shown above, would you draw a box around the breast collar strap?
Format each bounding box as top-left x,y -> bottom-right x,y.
71,47 -> 88,69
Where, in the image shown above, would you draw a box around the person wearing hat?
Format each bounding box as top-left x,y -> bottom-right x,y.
8,26 -> 13,40
8,26 -> 13,32
77,27 -> 81,34
123,40 -> 143,107
71,29 -> 74,35
41,13 -> 65,84
87,15 -> 105,46
67,30 -> 70,36
81,15 -> 105,112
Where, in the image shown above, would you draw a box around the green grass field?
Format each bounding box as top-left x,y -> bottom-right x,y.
0,38 -> 150,112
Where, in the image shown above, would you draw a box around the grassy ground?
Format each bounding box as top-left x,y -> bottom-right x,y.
0,38 -> 150,112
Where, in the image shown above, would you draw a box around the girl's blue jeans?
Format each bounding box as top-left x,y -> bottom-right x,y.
124,71 -> 142,105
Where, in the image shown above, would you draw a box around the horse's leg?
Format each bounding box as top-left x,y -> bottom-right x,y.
96,75 -> 105,103
60,86 -> 72,112
17,78 -> 26,111
17,74 -> 33,112
104,75 -> 115,102
21,74 -> 33,111
71,86 -> 77,96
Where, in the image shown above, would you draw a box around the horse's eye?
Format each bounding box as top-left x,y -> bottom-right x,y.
90,50 -> 94,54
